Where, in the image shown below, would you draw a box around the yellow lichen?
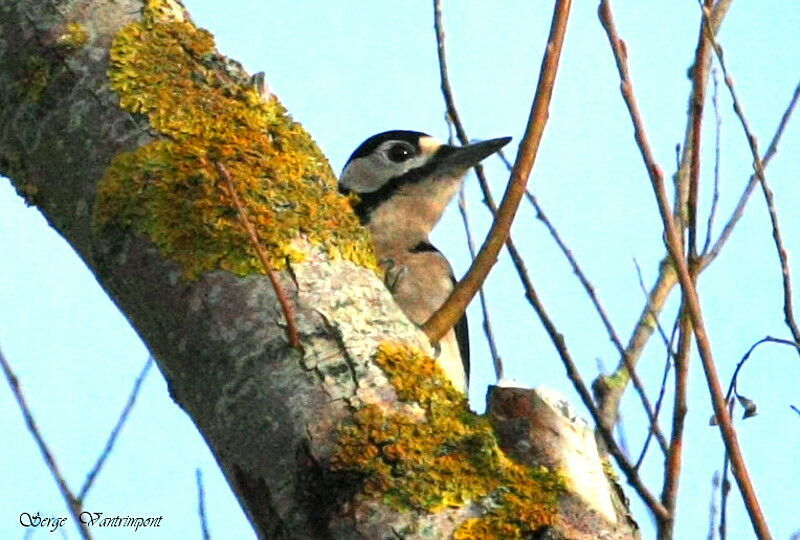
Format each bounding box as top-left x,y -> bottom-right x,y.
331,343 -> 564,536
95,0 -> 376,278
57,22 -> 89,50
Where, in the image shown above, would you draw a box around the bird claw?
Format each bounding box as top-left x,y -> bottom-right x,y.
381,258 -> 407,293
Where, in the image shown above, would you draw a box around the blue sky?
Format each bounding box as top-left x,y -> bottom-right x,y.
1,1 -> 798,538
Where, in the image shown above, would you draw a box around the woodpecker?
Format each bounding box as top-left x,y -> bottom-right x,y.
339,130 -> 511,393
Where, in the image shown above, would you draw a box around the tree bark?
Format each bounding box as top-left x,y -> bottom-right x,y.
0,1 -> 638,537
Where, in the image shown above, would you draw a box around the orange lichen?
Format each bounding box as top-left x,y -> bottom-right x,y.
95,0 -> 376,278
331,343 -> 564,536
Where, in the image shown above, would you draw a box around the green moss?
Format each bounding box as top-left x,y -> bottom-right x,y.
17,56 -> 50,102
95,0 -> 376,278
331,343 -> 564,537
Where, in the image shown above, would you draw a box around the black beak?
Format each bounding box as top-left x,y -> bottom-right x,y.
434,136 -> 512,173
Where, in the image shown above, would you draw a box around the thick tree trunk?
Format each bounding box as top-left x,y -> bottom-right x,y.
0,1 -> 638,537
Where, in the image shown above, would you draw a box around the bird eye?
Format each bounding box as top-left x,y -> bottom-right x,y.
386,143 -> 414,163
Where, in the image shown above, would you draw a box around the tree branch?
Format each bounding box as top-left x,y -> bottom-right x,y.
598,2 -> 769,534
423,0 -> 573,342
0,347 -> 92,539
699,11 -> 800,352
433,0 -> 503,378
79,356 -> 153,500
704,80 -> 800,263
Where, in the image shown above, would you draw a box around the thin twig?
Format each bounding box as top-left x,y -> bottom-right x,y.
458,184 -> 503,378
498,165 -> 667,516
600,0 -> 770,533
662,12 -> 714,517
433,0 -> 502,378
660,307 -> 692,539
524,189 -> 624,352
423,0 -> 573,343
686,0 -> 714,261
718,391 -> 735,540
791,405 -> 800,417
707,472 -> 721,540
631,258 -> 679,471
705,81 -> 800,263
724,336 -> 799,401
0,348 -> 92,539
196,469 -> 211,540
636,316 -> 678,470
600,2 -> 738,425
700,14 -> 800,353
595,2 -> 729,477
673,0 -> 733,227
633,259 -> 679,469
433,0 -> 470,148
79,357 -> 153,500
600,258 -> 678,427
433,0 -> 665,518
702,68 -> 722,256
524,189 -> 668,454
715,337 -> 800,539
215,162 -> 301,350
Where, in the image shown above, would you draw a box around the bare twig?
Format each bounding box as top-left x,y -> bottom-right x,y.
661,5 -> 716,530
433,0 -> 470,148
599,3 -> 742,426
596,7 -> 696,529
660,308 -> 692,538
707,472 -> 720,540
79,357 -> 153,500
700,15 -> 800,353
423,0 -> 573,343
214,162 -> 301,350
524,189 -> 624,353
713,336 -> 799,539
0,348 -> 92,539
433,0 -> 664,519
196,469 -> 211,540
600,1 -> 770,535
724,336 -> 799,401
702,68 -> 722,256
673,0 -> 733,227
635,318 -> 677,470
433,0 -> 503,378
524,189 -> 668,454
457,184 -> 503,378
632,261 -> 679,471
705,81 -> 800,263
686,0 -> 715,260
495,170 -> 666,516
719,450 -> 732,540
